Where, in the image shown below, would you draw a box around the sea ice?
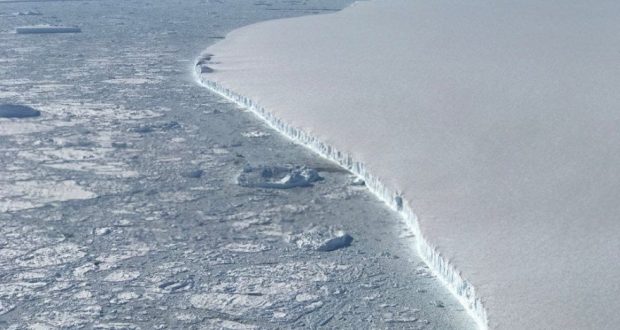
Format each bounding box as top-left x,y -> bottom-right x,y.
237,164 -> 322,189
201,0 -> 620,328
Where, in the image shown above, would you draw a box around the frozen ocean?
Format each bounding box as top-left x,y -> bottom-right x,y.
201,0 -> 620,328
0,0 -> 474,329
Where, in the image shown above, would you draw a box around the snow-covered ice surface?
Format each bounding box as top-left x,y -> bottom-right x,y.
202,0 -> 620,328
0,0 -> 475,329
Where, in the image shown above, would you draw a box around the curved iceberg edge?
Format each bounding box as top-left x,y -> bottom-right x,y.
193,66 -> 488,329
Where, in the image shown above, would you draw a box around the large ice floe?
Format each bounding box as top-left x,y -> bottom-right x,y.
197,0 -> 620,328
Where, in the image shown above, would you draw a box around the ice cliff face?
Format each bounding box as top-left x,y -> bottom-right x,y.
195,75 -> 488,329
196,0 -> 620,328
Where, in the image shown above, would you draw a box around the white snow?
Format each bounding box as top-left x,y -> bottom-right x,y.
199,1 -> 620,328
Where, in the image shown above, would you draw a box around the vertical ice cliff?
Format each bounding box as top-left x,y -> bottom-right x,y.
196,0 -> 620,328
194,76 -> 489,329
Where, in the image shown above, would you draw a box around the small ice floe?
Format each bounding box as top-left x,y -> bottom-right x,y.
287,226 -> 353,252
0,104 -> 41,118
94,227 -> 112,236
349,176 -> 365,186
180,169 -> 203,178
237,165 -> 323,189
104,270 -> 141,282
15,25 -> 81,34
13,11 -> 42,16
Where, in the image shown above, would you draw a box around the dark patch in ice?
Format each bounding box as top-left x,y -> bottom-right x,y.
196,54 -> 215,74
16,25 -> 81,34
317,233 -> 353,252
394,196 -> 403,211
238,164 -> 323,189
181,169 -> 203,178
112,142 -> 128,148
159,278 -> 194,293
0,104 -> 41,118
129,121 -> 180,133
196,54 -> 213,65
200,65 -> 214,74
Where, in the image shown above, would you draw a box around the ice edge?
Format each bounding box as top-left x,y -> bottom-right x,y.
193,66 -> 489,330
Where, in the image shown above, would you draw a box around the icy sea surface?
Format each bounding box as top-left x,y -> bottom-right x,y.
0,0 -> 474,328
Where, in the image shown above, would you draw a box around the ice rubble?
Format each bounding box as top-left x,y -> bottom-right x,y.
237,165 -> 322,189
197,0 -> 620,328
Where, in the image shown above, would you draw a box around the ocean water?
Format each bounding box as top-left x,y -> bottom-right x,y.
0,0 -> 475,328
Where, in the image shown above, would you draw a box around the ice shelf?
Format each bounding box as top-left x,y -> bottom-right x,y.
196,1 -> 620,328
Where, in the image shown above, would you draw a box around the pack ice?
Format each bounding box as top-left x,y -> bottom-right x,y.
199,0 -> 620,328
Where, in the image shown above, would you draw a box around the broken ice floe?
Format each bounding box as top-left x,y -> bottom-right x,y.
12,11 -> 42,16
242,130 -> 270,138
237,165 -> 323,189
0,104 -> 41,118
287,226 -> 353,252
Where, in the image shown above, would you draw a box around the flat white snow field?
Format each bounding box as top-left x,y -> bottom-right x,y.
202,0 -> 620,328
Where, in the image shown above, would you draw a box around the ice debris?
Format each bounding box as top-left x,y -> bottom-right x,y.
237,165 -> 322,189
0,104 -> 41,118
13,11 -> 42,16
287,226 -> 353,252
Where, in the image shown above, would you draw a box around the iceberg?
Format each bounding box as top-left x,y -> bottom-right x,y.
197,0 -> 620,329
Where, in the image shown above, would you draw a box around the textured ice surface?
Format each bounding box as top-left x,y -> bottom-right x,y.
202,0 -> 620,328
0,0 -> 474,328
